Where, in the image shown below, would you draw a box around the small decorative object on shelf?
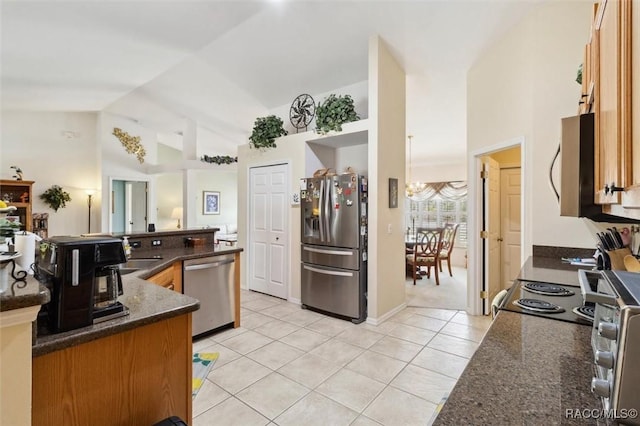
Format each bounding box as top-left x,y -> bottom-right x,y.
289,94 -> 316,133
315,94 -> 359,134
200,155 -> 238,165
40,185 -> 71,212
112,127 -> 146,163
10,166 -> 23,180
32,213 -> 49,239
249,115 -> 288,150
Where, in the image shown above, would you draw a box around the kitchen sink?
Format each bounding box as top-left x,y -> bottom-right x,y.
119,268 -> 141,275
118,258 -> 162,272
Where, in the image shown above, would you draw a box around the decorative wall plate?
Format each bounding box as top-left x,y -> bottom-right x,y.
289,94 -> 316,132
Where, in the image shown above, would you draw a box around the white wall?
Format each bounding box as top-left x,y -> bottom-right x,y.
1,111 -> 100,236
468,0 -> 595,251
194,170 -> 238,228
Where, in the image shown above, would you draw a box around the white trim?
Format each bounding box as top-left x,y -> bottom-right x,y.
0,305 -> 40,328
467,136 -> 527,316
365,302 -> 407,325
288,296 -> 301,305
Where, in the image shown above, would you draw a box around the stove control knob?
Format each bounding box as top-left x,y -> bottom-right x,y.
595,351 -> 615,369
598,322 -> 618,340
591,378 -> 611,398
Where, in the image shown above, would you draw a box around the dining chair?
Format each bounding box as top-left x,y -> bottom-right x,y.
406,227 -> 444,285
439,223 -> 460,277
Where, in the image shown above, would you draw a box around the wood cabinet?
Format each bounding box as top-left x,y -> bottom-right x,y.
147,262 -> 183,293
0,180 -> 34,232
593,0 -> 632,205
32,314 -> 193,426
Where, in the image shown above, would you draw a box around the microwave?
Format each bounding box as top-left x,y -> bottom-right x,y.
551,113 -> 636,223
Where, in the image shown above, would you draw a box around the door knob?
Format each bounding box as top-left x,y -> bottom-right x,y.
497,237 -> 503,242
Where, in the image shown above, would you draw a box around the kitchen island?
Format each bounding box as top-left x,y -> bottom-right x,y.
433,257 -> 601,425
31,242 -> 242,426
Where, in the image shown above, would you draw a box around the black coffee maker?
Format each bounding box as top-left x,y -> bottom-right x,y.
36,236 -> 129,333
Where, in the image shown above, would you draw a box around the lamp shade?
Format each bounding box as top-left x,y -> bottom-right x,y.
171,207 -> 183,219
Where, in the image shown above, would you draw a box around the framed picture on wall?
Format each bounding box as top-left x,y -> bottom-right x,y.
389,178 -> 398,208
203,191 -> 220,215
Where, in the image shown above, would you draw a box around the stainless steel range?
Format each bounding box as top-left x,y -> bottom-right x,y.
500,279 -> 594,326
579,269 -> 640,425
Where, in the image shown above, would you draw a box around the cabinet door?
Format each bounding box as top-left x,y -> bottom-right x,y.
147,265 -> 175,291
594,0 -> 632,205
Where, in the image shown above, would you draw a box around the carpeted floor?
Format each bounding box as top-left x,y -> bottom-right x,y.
405,266 -> 467,311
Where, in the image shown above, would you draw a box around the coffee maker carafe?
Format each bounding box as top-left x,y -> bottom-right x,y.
36,236 -> 129,333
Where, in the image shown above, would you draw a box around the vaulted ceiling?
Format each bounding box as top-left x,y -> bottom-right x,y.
1,0 -> 541,166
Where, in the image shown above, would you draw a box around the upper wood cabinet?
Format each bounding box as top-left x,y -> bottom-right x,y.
593,0 -> 632,205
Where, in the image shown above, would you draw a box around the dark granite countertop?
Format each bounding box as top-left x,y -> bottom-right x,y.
433,310 -> 600,425
32,245 -> 242,357
0,275 -> 50,312
129,245 -> 242,279
518,256 -> 596,287
433,256 -> 601,425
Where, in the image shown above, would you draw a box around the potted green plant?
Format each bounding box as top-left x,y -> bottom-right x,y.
315,94 -> 359,134
248,115 -> 288,150
40,185 -> 72,212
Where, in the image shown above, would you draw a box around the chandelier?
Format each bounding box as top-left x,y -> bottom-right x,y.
406,135 -> 427,197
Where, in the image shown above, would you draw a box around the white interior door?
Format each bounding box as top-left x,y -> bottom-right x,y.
249,164 -> 289,299
483,157 -> 501,314
500,167 -> 521,290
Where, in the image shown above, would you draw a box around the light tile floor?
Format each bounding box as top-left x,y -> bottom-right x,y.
192,290 -> 493,426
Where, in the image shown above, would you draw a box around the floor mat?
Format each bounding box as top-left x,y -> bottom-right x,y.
192,352 -> 219,399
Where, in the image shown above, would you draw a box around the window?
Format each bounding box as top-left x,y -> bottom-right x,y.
405,196 -> 468,248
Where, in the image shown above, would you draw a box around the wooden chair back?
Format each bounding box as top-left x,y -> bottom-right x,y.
441,223 -> 460,256
413,227 -> 444,261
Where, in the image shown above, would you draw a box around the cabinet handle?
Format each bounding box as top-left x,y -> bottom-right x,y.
609,184 -> 624,193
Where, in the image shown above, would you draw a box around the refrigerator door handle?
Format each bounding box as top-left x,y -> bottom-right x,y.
324,177 -> 331,243
319,179 -> 325,242
303,264 -> 354,277
303,246 -> 354,256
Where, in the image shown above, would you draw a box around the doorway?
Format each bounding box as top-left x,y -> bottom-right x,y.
248,163 -> 289,299
469,139 -> 527,316
111,179 -> 148,233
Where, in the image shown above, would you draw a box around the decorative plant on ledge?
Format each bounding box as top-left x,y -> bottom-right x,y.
249,115 -> 288,150
201,155 -> 238,165
40,185 -> 71,212
315,94 -> 359,134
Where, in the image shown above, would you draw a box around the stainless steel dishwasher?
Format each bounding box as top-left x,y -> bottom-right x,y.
183,254 -> 235,337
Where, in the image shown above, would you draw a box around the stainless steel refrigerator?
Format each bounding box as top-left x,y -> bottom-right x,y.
300,173 -> 367,323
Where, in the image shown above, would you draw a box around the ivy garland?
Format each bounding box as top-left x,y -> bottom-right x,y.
201,155 -> 238,165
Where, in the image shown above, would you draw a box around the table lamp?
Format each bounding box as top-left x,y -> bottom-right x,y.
171,207 -> 183,229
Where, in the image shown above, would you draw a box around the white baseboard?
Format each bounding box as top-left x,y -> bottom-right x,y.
288,296 -> 301,305
366,302 -> 407,326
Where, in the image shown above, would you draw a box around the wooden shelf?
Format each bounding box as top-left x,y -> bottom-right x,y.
1,180 -> 34,232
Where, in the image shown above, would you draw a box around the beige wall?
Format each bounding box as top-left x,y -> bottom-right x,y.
489,146 -> 521,165
368,36 -> 407,320
1,307 -> 40,426
468,0 -> 595,251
